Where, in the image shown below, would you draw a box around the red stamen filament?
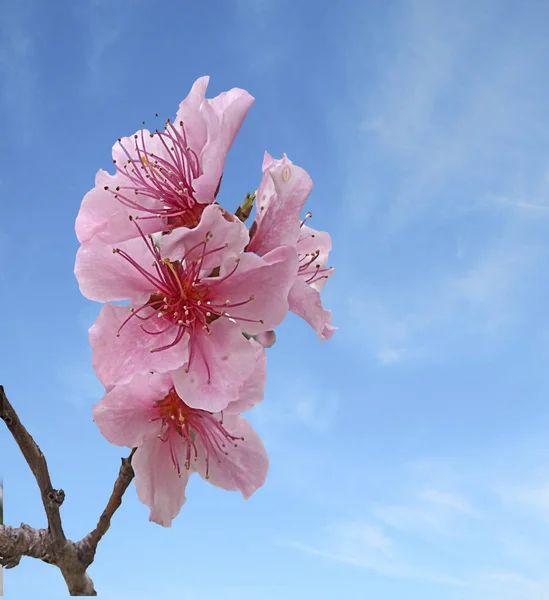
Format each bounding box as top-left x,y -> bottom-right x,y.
104,119 -> 205,228
112,219 -> 263,378
151,388 -> 244,478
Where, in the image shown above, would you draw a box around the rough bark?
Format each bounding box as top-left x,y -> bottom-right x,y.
0,385 -> 135,596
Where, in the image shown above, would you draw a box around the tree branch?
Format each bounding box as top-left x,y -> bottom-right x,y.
77,448 -> 136,568
0,524 -> 53,568
0,386 -> 66,552
0,386 -> 136,595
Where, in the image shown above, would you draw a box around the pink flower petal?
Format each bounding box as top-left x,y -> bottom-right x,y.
193,414 -> 269,499
75,235 -> 159,303
208,245 -> 298,335
159,204 -> 249,272
75,169 -> 166,245
225,340 -> 267,414
75,128 -> 179,245
133,435 -> 191,527
171,318 -> 256,412
193,88 -> 255,203
297,225 -> 332,264
174,76 -> 210,158
92,372 -> 172,447
90,304 -> 188,387
175,77 -> 254,205
247,154 -> 313,256
288,278 -> 336,342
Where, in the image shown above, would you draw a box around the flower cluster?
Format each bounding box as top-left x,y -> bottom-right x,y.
74,77 -> 335,527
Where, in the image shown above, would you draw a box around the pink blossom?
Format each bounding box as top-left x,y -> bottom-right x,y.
75,76 -> 254,245
246,153 -> 336,341
92,342 -> 268,527
75,205 -> 297,411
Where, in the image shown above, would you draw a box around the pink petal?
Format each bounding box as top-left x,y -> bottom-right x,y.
261,150 -> 276,172
159,204 -> 249,272
247,154 -> 313,256
208,245 -> 298,335
92,372 -> 172,447
174,76 -> 210,157
75,141 -> 170,245
288,278 -> 336,342
193,88 -> 255,203
225,340 -> 267,414
90,304 -> 188,387
75,235 -> 158,303
171,318 -> 256,412
296,225 -> 335,292
297,225 -> 332,264
193,414 -> 268,499
133,435 -> 191,527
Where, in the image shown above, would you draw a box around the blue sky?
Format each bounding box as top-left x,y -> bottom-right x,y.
2,0 -> 549,598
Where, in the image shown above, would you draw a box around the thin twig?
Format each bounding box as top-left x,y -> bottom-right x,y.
77,448 -> 136,567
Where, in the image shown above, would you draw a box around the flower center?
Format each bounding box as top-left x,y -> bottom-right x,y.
103,118 -> 206,229
113,220 -> 261,380
151,387 -> 243,478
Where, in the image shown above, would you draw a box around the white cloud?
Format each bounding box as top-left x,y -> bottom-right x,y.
339,0 -> 549,232
287,520 -> 466,586
375,487 -> 477,537
286,442 -> 549,596
330,0 -> 549,363
343,218 -> 545,361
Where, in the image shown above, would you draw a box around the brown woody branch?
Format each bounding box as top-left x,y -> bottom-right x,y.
77,448 -> 137,568
0,386 -> 66,553
0,385 -> 136,595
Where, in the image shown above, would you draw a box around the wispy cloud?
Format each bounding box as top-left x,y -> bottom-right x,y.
345,221 -> 544,361
286,521 -> 466,586
374,487 -> 477,538
339,0 -> 549,232
329,0 -> 549,363
286,440 -> 549,596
